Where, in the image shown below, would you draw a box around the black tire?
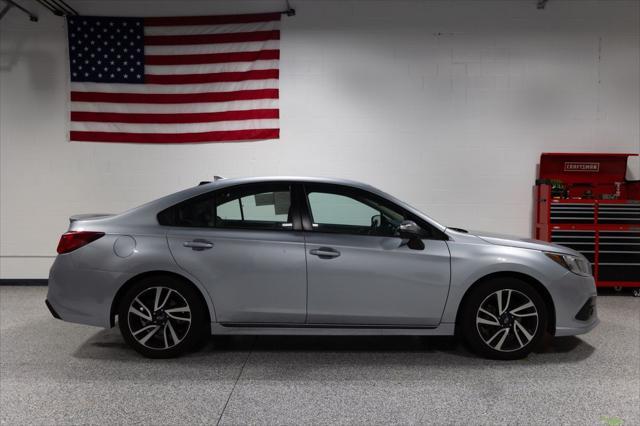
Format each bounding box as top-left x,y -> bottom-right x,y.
118,275 -> 208,358
460,277 -> 547,360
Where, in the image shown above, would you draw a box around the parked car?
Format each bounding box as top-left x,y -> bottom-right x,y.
46,177 -> 598,359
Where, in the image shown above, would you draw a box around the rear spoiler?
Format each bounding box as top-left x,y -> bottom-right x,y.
69,214 -> 115,224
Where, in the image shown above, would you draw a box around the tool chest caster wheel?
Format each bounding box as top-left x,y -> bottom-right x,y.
632,288 -> 640,298
613,286 -> 623,293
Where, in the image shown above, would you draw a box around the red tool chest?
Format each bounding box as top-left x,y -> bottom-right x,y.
534,153 -> 640,291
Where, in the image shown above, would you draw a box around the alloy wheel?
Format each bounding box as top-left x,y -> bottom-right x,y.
475,289 -> 539,352
127,286 -> 192,350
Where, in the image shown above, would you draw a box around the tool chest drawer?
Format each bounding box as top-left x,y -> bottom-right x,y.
550,230 -> 595,263
597,204 -> 640,224
550,204 -> 595,224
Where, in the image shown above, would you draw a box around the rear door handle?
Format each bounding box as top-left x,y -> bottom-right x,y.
309,247 -> 341,258
183,239 -> 214,251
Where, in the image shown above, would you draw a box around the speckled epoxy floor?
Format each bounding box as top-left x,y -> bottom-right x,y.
0,286 -> 638,425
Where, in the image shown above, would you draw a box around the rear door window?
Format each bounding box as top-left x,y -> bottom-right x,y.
158,183 -> 294,231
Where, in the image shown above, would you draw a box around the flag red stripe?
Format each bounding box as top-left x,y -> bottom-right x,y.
145,49 -> 279,66
145,30 -> 280,46
144,13 -> 281,27
70,89 -> 279,104
71,109 -> 279,124
144,69 -> 278,84
70,128 -> 280,143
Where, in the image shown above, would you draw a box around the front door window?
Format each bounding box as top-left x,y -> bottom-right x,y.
306,189 -> 408,236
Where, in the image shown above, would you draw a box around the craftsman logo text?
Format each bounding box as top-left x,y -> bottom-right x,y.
564,162 -> 600,172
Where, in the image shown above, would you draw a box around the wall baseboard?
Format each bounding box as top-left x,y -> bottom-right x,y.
0,279 -> 48,286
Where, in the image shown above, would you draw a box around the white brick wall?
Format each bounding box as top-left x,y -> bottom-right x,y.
1,0 -> 639,278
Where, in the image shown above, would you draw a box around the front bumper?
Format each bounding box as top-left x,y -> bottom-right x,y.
548,271 -> 599,337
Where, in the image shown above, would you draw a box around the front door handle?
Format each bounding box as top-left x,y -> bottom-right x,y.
183,239 -> 214,251
309,247 -> 341,259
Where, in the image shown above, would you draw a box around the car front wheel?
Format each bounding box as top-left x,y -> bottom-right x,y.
118,275 -> 208,358
461,277 -> 547,360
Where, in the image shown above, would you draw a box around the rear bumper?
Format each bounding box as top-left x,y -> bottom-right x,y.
47,254 -> 131,328
45,299 -> 61,319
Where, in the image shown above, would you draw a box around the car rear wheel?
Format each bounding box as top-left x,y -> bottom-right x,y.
460,277 -> 547,360
118,275 -> 208,358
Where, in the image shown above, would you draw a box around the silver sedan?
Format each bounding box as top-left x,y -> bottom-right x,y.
46,177 -> 598,359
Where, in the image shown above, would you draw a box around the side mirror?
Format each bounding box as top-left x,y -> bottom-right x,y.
398,220 -> 421,238
398,220 -> 425,250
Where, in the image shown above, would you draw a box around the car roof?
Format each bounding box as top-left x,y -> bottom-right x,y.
198,176 -> 373,188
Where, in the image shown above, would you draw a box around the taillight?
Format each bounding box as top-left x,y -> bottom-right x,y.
56,231 -> 105,254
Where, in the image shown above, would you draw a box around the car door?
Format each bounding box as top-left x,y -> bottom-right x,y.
165,182 -> 307,324
303,184 -> 451,326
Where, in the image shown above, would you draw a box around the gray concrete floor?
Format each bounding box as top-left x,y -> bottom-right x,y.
0,286 -> 638,425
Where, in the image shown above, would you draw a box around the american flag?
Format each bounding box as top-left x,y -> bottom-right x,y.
67,13 -> 280,143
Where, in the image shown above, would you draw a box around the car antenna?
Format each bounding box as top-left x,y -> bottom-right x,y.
198,175 -> 225,186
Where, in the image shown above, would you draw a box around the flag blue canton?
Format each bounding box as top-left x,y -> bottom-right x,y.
67,16 -> 145,83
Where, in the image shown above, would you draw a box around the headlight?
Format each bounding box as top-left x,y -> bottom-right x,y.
544,252 -> 592,276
